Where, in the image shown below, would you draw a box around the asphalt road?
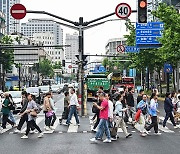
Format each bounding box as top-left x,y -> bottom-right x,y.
0,93 -> 180,154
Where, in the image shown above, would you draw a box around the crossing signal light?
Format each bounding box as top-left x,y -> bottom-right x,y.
62,60 -> 65,67
138,0 -> 147,23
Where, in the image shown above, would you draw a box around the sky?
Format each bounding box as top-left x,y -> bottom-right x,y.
21,0 -> 137,61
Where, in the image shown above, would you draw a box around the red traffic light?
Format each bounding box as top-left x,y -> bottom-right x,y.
139,1 -> 147,8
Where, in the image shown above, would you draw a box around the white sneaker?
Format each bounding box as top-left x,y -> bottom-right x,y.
111,137 -> 117,141
90,138 -> 98,143
103,138 -> 111,143
38,133 -> 44,138
50,126 -> 55,130
144,130 -> 149,135
14,129 -> 21,133
45,127 -> 51,131
174,126 -> 178,129
154,132 -> 161,135
141,133 -> 147,137
21,135 -> 28,139
77,123 -> 80,126
30,130 -> 36,134
163,126 -> 168,129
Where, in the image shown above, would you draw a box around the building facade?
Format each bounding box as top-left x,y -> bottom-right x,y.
105,38 -> 127,55
65,32 -> 79,61
0,0 -> 20,34
0,11 -> 5,37
33,32 -> 64,63
21,19 -> 63,45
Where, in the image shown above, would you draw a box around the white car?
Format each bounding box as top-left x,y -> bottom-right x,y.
51,85 -> 60,93
39,86 -> 50,94
8,91 -> 22,112
26,87 -> 40,97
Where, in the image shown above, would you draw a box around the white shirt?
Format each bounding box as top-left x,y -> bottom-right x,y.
108,100 -> 113,119
69,93 -> 79,106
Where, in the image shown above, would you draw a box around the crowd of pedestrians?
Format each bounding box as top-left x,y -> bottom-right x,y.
90,87 -> 180,143
1,85 -> 180,142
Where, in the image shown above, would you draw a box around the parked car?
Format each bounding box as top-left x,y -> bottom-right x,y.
8,91 -> 22,113
39,86 -> 51,94
26,87 -> 42,104
51,84 -> 60,93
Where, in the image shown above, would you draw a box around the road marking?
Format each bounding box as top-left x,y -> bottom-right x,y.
158,125 -> 174,133
44,117 -> 59,134
21,117 -> 44,133
117,128 -> 123,133
1,118 -> 20,134
159,116 -> 172,125
67,117 -> 78,133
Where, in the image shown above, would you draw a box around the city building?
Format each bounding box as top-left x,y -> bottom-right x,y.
65,32 -> 78,61
5,33 -> 51,88
21,18 -> 63,45
105,38 -> 127,55
33,32 -> 64,63
0,0 -> 20,34
0,11 -> 5,37
65,32 -> 79,74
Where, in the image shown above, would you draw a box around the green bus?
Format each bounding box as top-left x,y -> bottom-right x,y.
85,74 -> 110,100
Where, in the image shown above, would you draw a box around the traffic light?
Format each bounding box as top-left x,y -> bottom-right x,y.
138,0 -> 147,23
62,60 -> 65,67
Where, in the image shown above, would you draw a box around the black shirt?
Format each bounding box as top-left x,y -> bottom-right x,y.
137,95 -> 143,104
126,92 -> 134,107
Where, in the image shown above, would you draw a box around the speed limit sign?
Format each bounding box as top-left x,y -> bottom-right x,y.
115,3 -> 132,19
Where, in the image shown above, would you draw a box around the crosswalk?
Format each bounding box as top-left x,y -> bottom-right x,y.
0,115 -> 180,136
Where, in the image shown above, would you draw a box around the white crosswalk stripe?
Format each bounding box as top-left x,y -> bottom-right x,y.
20,117 -> 44,134
1,114 -> 180,135
67,117 -> 78,133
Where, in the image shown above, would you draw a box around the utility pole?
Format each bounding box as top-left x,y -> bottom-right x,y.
167,73 -> 170,93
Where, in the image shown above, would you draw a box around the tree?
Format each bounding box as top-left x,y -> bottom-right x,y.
53,61 -> 62,69
33,59 -> 54,79
152,3 -> 180,91
0,35 -> 14,91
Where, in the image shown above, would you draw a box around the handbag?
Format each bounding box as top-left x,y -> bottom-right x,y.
30,110 -> 37,117
46,110 -> 54,117
135,109 -> 141,122
92,105 -> 98,113
110,122 -> 117,137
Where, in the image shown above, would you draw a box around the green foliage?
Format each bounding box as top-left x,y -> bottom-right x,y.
53,61 -> 62,69
0,35 -> 14,71
152,3 -> 180,68
38,59 -> 54,78
124,19 -> 136,46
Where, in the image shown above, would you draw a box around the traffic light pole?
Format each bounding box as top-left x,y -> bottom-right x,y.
26,10 -> 137,116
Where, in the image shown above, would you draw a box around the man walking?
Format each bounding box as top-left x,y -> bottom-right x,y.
90,93 -> 111,143
66,89 -> 80,126
163,92 -> 178,129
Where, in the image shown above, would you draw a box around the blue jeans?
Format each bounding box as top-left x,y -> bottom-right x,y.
66,105 -> 79,124
9,111 -> 16,124
95,119 -> 111,140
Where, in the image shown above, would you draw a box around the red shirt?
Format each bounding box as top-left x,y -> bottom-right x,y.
99,99 -> 109,120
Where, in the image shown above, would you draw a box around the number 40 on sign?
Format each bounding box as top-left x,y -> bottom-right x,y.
115,3 -> 132,19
